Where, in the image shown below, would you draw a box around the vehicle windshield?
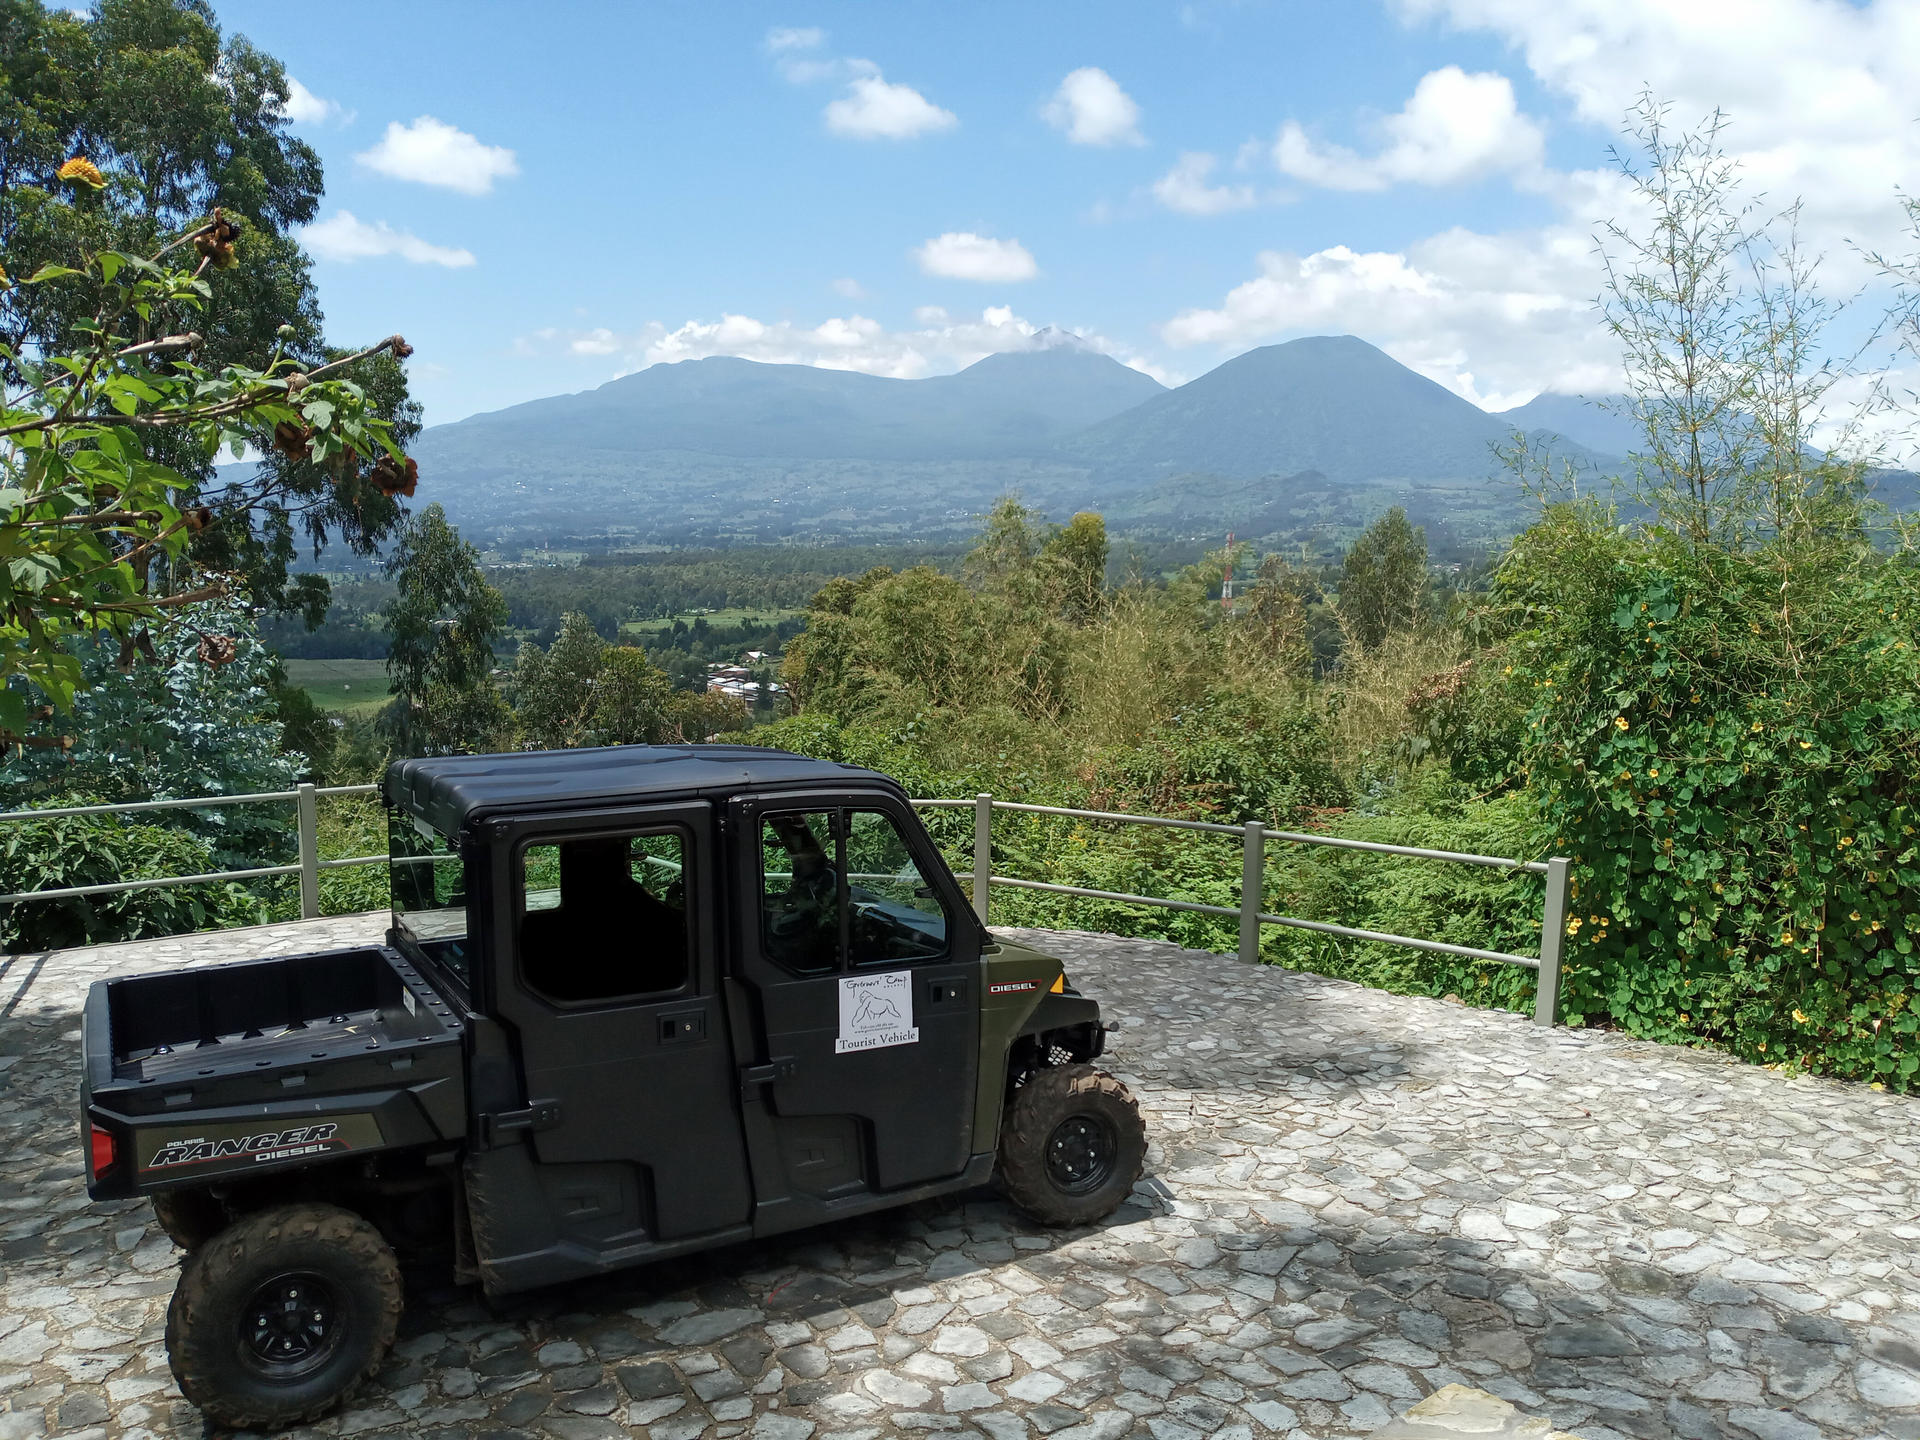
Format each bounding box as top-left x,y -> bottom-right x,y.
388,812 -> 471,985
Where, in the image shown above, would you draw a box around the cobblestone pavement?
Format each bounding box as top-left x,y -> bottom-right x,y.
3,916 -> 1919,1440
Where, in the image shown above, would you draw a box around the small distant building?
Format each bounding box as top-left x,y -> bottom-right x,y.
705,662 -> 784,703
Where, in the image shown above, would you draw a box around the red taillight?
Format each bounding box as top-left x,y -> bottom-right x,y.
87,1123 -> 116,1177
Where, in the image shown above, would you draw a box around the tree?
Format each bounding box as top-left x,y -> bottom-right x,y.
1338,507 -> 1427,650
510,611 -> 604,750
1,217 -> 416,735
592,645 -> 676,744
1596,95 -> 1869,545
0,0 -> 420,618
511,610 -> 732,750
1042,511 -> 1108,625
381,503 -> 510,757
1486,103 -> 1920,1086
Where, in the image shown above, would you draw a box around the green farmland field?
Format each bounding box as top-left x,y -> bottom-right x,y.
283,658 -> 390,715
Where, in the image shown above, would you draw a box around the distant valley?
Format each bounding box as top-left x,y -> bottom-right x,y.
413,334 -> 1638,556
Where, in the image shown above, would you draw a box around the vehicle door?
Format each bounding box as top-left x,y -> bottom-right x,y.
489,802 -> 752,1244
731,793 -> 980,1203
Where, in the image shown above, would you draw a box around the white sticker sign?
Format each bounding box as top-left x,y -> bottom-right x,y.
836,970 -> 918,1054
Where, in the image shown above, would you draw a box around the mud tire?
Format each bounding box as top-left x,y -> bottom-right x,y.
165,1202 -> 402,1430
151,1187 -> 228,1252
997,1063 -> 1145,1226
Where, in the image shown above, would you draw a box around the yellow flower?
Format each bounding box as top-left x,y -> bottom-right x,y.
1839,836 -> 1853,847
1850,910 -> 1861,921
1792,1009 -> 1809,1023
1566,917 -> 1583,933
1752,721 -> 1764,732
1781,932 -> 1794,944
1649,768 -> 1659,778
57,156 -> 105,189
1614,716 -> 1629,730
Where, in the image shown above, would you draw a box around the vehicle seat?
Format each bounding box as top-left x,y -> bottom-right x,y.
520,838 -> 687,1001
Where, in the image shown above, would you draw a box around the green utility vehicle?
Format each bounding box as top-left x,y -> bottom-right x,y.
78,745 -> 1146,1429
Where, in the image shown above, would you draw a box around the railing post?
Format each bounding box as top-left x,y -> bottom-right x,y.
972,793 -> 992,925
1533,856 -> 1570,1026
1238,820 -> 1265,965
296,782 -> 320,921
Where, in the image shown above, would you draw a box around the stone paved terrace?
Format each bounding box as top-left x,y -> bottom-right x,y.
2,915 -> 1919,1440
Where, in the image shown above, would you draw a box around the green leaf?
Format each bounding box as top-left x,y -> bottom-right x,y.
24,263 -> 84,284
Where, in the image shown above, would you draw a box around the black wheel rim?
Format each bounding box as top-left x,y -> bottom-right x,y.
239,1271 -> 345,1380
1045,1112 -> 1117,1194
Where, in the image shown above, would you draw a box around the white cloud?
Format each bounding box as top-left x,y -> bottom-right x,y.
570,328 -> 620,356
300,211 -> 476,268
831,277 -> 866,299
824,67 -> 958,140
281,77 -> 349,127
1273,66 -> 1545,191
1152,152 -> 1257,215
765,26 -> 824,52
1162,228 -> 1618,407
1393,0 -> 1920,256
356,116 -> 518,196
769,35 -> 956,140
914,232 -> 1038,283
1042,67 -> 1145,147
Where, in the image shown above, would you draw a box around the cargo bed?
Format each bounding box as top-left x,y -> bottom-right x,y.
80,944 -> 469,1199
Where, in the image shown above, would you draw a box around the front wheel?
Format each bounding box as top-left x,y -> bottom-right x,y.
997,1064 -> 1146,1226
165,1202 -> 403,1430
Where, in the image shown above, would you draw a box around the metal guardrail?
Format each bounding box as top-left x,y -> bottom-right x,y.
914,793 -> 1569,1026
0,784 -> 382,915
0,782 -> 1572,1025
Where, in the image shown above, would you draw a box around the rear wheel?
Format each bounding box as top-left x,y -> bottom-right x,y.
997,1064 -> 1145,1226
151,1188 -> 228,1251
165,1202 -> 403,1430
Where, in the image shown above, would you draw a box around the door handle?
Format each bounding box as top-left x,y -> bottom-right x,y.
659,1010 -> 707,1043
740,1057 -> 796,1096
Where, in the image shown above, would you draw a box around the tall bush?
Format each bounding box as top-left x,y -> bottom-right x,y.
1504,508 -> 1920,1083
0,807 -> 263,952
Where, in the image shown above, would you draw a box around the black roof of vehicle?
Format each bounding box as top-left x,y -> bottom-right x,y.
386,745 -> 898,835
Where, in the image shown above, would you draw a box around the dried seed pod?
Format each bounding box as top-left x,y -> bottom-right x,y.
391,336 -> 414,359
184,506 -> 214,533
370,455 -> 419,498
284,371 -> 309,396
272,420 -> 313,462
196,633 -> 238,667
192,209 -> 242,266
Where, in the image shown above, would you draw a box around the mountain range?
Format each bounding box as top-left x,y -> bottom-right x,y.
415,333 -> 1631,552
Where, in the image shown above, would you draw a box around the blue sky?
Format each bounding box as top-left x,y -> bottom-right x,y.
210,0 -> 1920,430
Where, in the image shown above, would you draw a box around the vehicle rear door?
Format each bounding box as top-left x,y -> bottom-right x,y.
729,791 -> 980,1208
489,802 -> 752,1244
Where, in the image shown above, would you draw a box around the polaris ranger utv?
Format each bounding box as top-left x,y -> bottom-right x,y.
77,745 -> 1146,1430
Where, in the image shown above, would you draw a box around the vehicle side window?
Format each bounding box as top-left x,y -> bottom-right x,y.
846,810 -> 949,966
389,813 -> 472,985
518,831 -> 690,1004
757,807 -> 952,975
759,812 -> 841,977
